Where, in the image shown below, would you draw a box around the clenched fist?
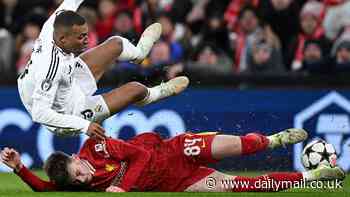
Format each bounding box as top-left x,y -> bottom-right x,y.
0,148 -> 23,172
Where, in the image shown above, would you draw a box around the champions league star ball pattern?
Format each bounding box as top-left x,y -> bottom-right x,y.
301,139 -> 337,170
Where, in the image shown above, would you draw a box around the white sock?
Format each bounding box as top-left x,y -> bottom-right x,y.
136,87 -> 163,106
302,171 -> 314,181
110,36 -> 142,61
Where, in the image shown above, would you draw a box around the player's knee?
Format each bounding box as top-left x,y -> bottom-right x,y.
125,82 -> 148,101
246,133 -> 268,146
105,36 -> 123,56
240,134 -> 260,153
244,133 -> 263,145
240,133 -> 269,155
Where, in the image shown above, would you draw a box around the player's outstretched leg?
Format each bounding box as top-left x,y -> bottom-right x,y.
80,23 -> 162,81
211,128 -> 307,160
232,164 -> 345,192
79,22 -> 189,116
184,170 -> 303,192
102,76 -> 189,116
185,165 -> 345,192
230,165 -> 344,192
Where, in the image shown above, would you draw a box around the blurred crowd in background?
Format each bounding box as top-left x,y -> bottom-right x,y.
2,0 -> 350,85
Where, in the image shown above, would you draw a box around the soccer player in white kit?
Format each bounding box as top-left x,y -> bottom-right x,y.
17,0 -> 189,139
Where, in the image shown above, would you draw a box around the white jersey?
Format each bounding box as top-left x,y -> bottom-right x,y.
17,0 -> 93,135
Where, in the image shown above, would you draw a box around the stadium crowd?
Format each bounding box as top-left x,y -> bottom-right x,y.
1,0 -> 350,85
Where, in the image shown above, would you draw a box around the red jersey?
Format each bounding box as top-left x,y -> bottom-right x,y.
15,132 -> 217,192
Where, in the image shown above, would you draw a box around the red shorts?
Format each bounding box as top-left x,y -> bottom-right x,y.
158,132 -> 219,191
177,132 -> 219,165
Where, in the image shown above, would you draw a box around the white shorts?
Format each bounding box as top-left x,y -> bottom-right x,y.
71,57 -> 110,123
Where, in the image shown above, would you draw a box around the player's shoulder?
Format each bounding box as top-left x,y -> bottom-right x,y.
79,138 -> 113,157
32,43 -> 65,81
31,38 -> 54,57
78,138 -> 96,155
31,39 -> 65,63
81,138 -> 110,148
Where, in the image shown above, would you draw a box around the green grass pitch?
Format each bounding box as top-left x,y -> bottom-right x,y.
0,171 -> 348,197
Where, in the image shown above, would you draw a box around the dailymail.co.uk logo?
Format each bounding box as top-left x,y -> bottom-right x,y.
294,91 -> 350,171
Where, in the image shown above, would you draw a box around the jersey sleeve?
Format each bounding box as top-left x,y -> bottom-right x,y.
106,138 -> 151,191
39,0 -> 86,42
31,48 -> 90,134
15,166 -> 57,192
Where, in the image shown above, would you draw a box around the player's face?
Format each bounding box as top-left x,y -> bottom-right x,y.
64,23 -> 89,55
67,155 -> 93,185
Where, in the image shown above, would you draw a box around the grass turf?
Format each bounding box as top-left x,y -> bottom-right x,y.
0,171 -> 348,197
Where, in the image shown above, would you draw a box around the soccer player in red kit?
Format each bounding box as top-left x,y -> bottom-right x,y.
1,128 -> 345,192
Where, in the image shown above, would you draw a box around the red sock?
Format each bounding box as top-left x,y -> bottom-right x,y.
240,133 -> 269,155
231,172 -> 303,192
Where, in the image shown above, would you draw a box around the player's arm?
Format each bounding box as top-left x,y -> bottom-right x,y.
39,0 -> 86,41
0,148 -> 58,192
31,69 -> 90,134
106,139 -> 151,192
31,65 -> 105,139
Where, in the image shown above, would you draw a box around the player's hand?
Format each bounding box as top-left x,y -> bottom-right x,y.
106,186 -> 126,192
86,122 -> 106,140
0,147 -> 23,172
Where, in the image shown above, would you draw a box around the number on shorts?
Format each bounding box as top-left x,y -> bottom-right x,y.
184,138 -> 202,156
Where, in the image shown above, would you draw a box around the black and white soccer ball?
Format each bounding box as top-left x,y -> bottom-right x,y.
301,139 -> 337,170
